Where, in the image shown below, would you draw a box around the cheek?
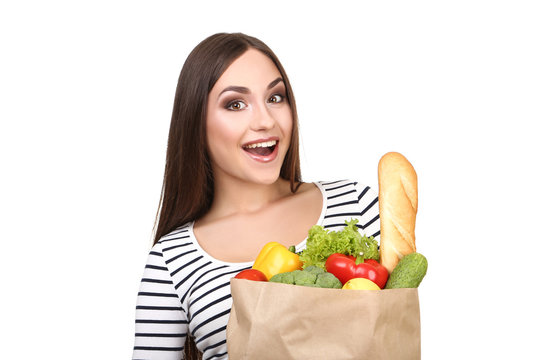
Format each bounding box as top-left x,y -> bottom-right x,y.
206,114 -> 242,158
278,108 -> 294,143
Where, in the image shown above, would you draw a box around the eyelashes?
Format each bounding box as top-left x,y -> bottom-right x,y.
268,94 -> 284,104
224,93 -> 287,111
226,99 -> 247,111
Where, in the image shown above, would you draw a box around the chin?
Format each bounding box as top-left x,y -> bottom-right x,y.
240,159 -> 284,186
248,172 -> 282,185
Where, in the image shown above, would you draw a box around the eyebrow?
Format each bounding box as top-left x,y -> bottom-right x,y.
267,77 -> 284,90
219,77 -> 284,96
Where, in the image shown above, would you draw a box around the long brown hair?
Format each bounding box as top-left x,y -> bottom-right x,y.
153,33 -> 302,245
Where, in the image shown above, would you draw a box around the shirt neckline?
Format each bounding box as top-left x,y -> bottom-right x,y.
188,181 -> 327,266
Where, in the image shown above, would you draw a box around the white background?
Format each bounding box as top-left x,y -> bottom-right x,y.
1,1 -> 539,359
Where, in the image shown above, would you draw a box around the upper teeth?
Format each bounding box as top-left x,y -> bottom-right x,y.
244,140 -> 277,149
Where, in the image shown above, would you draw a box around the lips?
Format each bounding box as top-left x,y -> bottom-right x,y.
242,138 -> 279,162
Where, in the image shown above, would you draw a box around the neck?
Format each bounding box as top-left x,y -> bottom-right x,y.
207,176 -> 293,221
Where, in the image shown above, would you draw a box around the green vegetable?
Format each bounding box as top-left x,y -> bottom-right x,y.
299,219 -> 379,269
269,271 -> 295,285
304,265 -> 326,276
269,269 -> 341,289
293,270 -> 317,286
385,252 -> 428,289
315,272 -> 342,289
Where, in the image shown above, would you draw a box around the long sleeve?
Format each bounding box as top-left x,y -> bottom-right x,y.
133,241 -> 188,360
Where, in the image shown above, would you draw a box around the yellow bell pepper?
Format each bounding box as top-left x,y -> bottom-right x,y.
252,242 -> 303,281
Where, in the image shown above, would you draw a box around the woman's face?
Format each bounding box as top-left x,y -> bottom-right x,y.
206,49 -> 293,186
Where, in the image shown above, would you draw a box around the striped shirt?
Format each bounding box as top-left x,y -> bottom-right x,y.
133,180 -> 380,360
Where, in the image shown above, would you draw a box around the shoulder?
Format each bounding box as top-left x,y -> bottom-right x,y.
155,222 -> 193,246
314,179 -> 380,238
150,222 -> 195,268
313,179 -> 377,200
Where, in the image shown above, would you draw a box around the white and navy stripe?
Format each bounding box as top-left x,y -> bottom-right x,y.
133,180 -> 380,359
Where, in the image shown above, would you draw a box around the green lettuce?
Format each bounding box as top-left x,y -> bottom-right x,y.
299,219 -> 379,269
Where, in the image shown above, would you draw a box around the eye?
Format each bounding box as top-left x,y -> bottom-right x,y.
226,100 -> 247,111
268,94 -> 285,104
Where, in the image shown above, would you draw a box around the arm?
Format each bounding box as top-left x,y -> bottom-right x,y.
133,242 -> 188,360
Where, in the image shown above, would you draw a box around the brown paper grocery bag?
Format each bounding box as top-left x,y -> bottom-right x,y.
226,278 -> 420,360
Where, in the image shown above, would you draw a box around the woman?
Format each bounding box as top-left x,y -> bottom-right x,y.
133,32 -> 380,360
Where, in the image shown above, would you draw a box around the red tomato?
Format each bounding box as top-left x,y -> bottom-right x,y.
325,254 -> 389,289
234,269 -> 268,281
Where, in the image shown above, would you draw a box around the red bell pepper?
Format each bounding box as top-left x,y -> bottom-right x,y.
325,253 -> 389,289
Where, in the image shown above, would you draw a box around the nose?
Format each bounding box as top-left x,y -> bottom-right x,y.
250,101 -> 276,131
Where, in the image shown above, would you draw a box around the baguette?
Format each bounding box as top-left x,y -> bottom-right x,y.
378,152 -> 418,273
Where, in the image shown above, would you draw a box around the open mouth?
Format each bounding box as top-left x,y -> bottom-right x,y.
242,140 -> 278,157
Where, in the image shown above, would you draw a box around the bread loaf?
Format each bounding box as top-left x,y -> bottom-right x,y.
378,152 -> 418,273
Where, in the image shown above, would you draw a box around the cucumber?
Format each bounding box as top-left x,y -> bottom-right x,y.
385,252 -> 428,289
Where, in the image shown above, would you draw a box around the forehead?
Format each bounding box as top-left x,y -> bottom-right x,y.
213,49 -> 282,90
